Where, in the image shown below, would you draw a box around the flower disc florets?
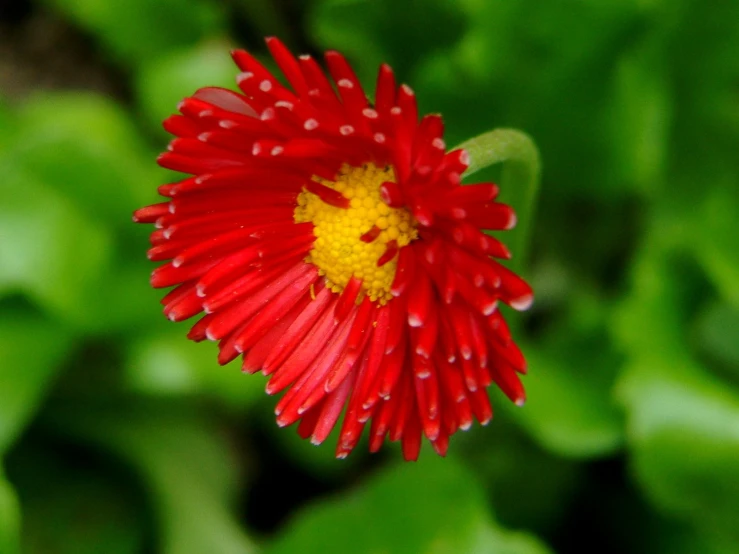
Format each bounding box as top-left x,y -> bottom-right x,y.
133,37 -> 534,461
295,163 -> 417,303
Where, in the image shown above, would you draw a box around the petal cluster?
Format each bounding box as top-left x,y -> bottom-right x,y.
133,37 -> 533,460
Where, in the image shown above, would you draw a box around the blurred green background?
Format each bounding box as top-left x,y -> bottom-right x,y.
1,0 -> 738,553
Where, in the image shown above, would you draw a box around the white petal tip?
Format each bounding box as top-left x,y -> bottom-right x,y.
510,294 -> 534,311
483,301 -> 498,316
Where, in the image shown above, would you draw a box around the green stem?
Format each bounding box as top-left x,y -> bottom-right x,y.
455,129 -> 541,273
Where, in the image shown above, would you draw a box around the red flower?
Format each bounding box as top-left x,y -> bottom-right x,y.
133,37 -> 533,460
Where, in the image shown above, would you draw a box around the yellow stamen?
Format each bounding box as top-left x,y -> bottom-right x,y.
294,163 -> 418,303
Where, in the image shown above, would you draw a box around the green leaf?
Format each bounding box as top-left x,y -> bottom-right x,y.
9,92 -> 160,224
0,100 -> 14,150
667,0 -> 739,147
614,230 -> 739,542
264,457 -> 552,554
0,472 -> 20,554
511,338 -> 624,459
0,309 -> 73,454
0,93 -> 173,332
0,170 -> 113,328
608,47 -> 671,195
612,247 -> 687,358
125,329 -> 264,408
135,40 -> 240,138
94,260 -> 166,334
9,446 -> 146,554
645,516 -> 739,554
690,183 -> 739,307
693,300 -> 739,382
229,0 -> 296,48
308,0 -> 466,87
616,356 -> 739,543
44,400 -> 257,554
459,424 -> 581,536
0,309 -> 72,554
42,0 -> 225,66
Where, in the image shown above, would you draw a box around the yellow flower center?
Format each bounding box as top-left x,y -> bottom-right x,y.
294,163 -> 418,304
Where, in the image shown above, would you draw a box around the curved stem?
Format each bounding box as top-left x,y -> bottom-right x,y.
455,129 -> 541,273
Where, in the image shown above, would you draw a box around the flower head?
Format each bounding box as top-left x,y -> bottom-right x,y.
133,37 -> 533,460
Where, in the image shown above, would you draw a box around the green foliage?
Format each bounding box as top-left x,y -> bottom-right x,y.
11,451 -> 146,554
42,0 -> 225,66
613,234 -> 739,545
0,311 -> 73,453
512,329 -> 624,458
0,310 -> 73,554
9,93 -> 158,221
45,400 -> 257,554
135,40 -> 240,137
125,329 -> 264,408
1,0 -> 738,552
265,458 -> 552,554
0,170 -> 112,327
0,471 -> 20,554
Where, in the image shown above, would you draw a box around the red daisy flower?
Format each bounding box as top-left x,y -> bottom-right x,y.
133,37 -> 533,461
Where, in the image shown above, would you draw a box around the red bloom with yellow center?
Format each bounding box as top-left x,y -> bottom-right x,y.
133,38 -> 533,460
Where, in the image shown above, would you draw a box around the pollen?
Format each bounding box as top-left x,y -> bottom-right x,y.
294,163 -> 418,303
